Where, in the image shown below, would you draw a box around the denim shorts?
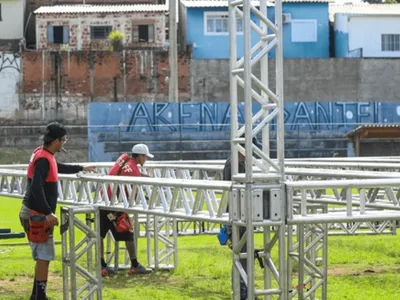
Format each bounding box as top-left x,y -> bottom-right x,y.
19,204 -> 55,261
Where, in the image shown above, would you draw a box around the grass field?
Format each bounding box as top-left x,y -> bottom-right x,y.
1,196 -> 400,300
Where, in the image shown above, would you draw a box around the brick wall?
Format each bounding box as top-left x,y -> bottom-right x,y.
22,50 -> 190,107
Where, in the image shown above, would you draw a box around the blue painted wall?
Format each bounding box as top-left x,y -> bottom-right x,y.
186,7 -> 269,60
88,101 -> 400,161
186,3 -> 329,59
281,3 -> 329,58
335,30 -> 350,57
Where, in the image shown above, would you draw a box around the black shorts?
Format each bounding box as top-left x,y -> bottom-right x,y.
100,210 -> 134,241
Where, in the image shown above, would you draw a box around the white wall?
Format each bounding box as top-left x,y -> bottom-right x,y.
348,16 -> 400,58
0,0 -> 24,39
0,53 -> 20,118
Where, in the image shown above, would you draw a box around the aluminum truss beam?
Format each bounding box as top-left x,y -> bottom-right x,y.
60,206 -> 102,300
2,170 -> 400,299
229,0 -> 286,299
1,166 -> 399,238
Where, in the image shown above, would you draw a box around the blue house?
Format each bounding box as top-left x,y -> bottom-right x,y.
180,0 -> 330,59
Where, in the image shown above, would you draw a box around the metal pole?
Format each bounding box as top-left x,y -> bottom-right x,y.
61,208 -> 70,300
228,1 -> 240,298
242,0 -> 255,298
168,0 -> 178,102
173,218 -> 178,268
86,213 -> 94,300
94,208 -> 103,300
322,205 -> 328,300
68,209 -> 77,300
276,0 -> 285,179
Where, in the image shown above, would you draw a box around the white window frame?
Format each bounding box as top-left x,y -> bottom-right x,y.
204,11 -> 243,36
291,19 -> 317,43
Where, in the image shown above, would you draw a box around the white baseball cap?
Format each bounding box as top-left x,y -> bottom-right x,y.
131,144 -> 154,158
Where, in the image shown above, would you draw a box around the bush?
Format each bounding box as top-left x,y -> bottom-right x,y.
108,30 -> 124,43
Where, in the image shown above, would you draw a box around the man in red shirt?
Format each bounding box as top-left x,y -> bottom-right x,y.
100,144 -> 154,276
19,122 -> 96,300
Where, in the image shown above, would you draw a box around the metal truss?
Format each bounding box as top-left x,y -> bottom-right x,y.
228,0 -> 286,298
1,166 -> 399,238
60,206 -> 102,300
288,208 -> 328,300
287,178 -> 400,224
103,214 -> 178,271
3,168 -> 400,299
146,215 -> 178,269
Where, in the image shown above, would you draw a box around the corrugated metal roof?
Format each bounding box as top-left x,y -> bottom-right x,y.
347,124 -> 400,138
330,3 -> 400,21
278,0 -> 331,2
182,0 -> 330,7
34,4 -> 168,14
181,0 -> 257,7
356,124 -> 400,129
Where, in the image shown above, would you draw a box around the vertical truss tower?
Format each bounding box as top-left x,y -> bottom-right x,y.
228,0 -> 287,298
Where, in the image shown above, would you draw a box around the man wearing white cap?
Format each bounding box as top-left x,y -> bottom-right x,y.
99,144 -> 154,276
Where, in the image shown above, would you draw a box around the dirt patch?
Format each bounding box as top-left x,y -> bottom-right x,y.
0,273 -> 62,288
328,266 -> 389,277
0,273 -> 64,299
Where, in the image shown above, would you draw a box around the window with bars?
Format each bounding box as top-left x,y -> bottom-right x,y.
133,24 -> 155,42
90,26 -> 112,40
204,12 -> 243,35
381,34 -> 400,52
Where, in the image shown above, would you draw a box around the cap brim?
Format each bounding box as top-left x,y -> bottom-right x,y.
147,153 -> 154,158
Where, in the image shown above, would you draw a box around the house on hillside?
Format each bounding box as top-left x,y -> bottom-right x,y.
179,0 -> 330,59
0,0 -> 25,51
25,0 -> 165,48
34,4 -> 168,50
331,3 -> 400,58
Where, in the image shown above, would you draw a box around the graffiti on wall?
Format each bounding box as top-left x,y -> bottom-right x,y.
0,52 -> 21,118
89,101 -> 400,132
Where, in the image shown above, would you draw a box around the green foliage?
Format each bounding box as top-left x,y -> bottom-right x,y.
108,30 -> 125,43
60,44 -> 70,51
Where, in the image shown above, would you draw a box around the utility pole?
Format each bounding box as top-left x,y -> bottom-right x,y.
168,0 -> 178,102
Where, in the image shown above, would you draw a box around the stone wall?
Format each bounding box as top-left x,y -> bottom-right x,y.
36,11 -> 166,51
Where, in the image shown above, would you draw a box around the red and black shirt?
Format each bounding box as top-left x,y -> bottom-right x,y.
23,147 -> 83,215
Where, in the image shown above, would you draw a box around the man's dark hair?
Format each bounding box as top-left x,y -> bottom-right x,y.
132,153 -> 141,158
42,122 -> 67,146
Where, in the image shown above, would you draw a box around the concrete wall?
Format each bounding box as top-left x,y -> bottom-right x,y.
6,53 -> 400,121
0,0 -> 24,40
190,58 -> 400,102
0,52 -> 21,118
185,3 -> 329,59
334,14 -> 400,58
36,11 -> 166,51
88,101 -> 400,161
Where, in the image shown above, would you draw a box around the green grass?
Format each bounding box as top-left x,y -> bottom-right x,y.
2,196 -> 400,299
